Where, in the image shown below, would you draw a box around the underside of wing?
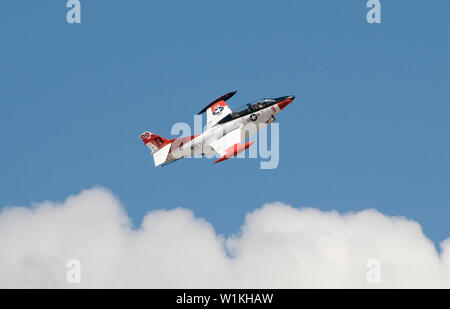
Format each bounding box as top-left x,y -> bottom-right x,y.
209,127 -> 254,163
209,128 -> 243,156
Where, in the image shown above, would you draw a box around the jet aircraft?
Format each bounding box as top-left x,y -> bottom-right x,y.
140,90 -> 294,166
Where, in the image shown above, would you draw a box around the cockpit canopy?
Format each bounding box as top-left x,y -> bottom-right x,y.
232,98 -> 276,116
233,98 -> 276,114
216,98 -> 277,125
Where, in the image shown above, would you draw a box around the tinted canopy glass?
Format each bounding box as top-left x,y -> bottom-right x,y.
217,98 -> 276,125
233,98 -> 275,113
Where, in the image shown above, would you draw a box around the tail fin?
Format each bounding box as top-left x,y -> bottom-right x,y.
140,131 -> 172,166
140,131 -> 171,153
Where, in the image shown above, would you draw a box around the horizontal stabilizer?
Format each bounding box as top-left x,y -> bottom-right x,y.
153,143 -> 172,166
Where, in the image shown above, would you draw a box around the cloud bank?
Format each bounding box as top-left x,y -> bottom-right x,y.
0,187 -> 449,288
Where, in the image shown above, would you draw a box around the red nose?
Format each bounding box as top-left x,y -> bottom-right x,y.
277,96 -> 295,110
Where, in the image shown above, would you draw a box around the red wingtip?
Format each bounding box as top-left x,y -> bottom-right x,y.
214,141 -> 254,164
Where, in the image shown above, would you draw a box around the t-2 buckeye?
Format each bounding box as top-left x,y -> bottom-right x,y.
140,90 -> 294,166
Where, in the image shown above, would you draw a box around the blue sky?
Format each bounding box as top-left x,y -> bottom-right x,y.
1,1 -> 449,245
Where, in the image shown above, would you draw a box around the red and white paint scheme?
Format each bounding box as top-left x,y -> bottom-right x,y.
140,90 -> 294,166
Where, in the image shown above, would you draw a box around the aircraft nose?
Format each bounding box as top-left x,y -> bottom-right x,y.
277,95 -> 295,110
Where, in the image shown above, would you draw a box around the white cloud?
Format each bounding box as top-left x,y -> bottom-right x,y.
0,187 -> 449,288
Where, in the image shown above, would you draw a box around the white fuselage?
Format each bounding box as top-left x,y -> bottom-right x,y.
169,103 -> 281,160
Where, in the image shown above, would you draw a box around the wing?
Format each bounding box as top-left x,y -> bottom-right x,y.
198,91 -> 236,129
208,127 -> 254,163
209,127 -> 243,157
